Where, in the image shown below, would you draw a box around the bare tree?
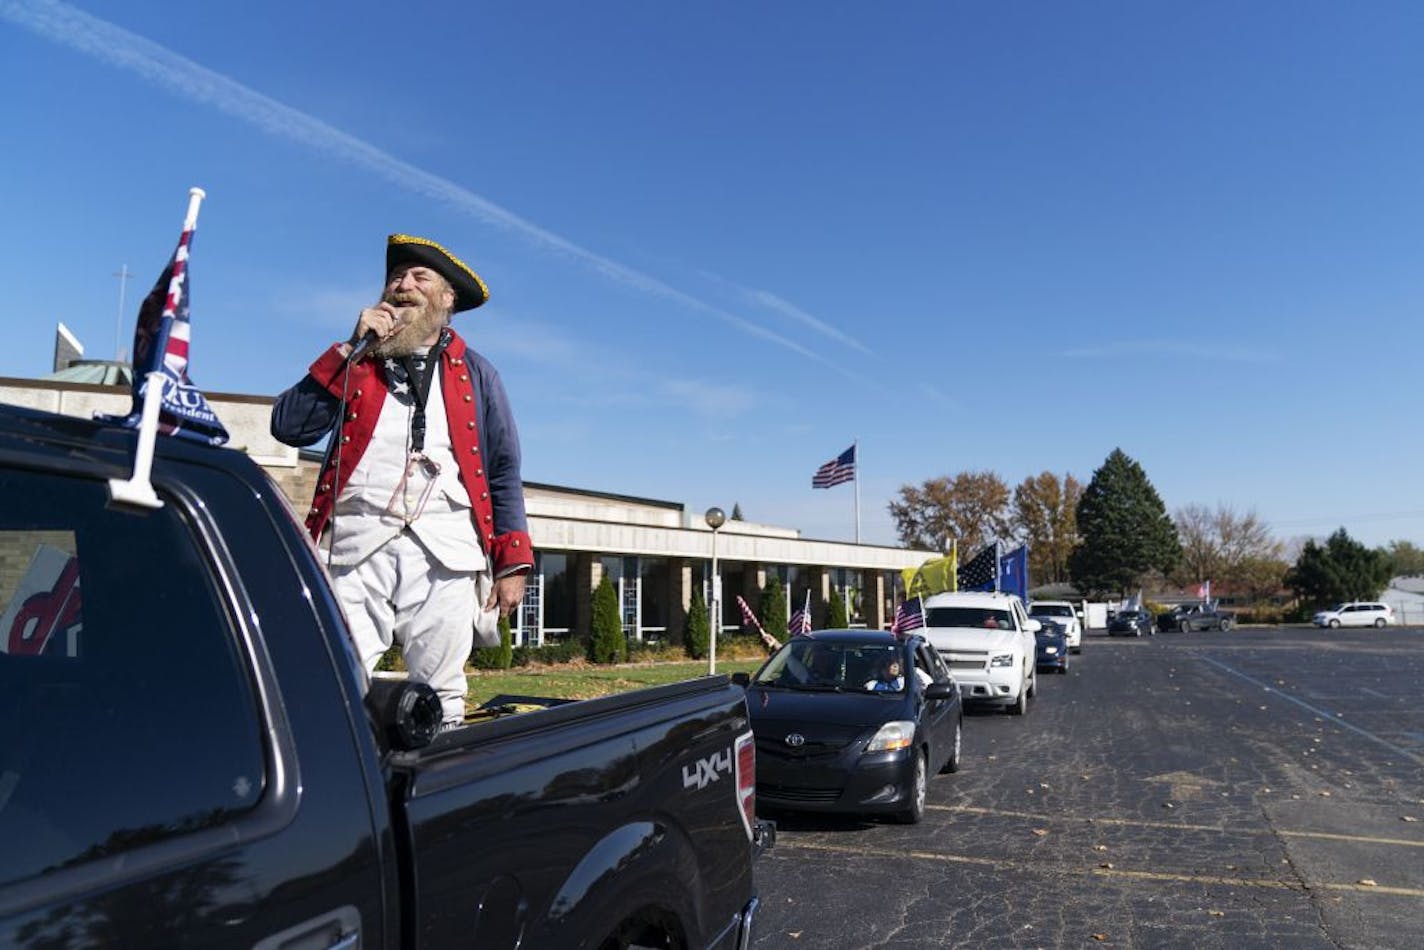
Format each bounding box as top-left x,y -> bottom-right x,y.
1010,471 -> 1082,585
889,471 -> 1011,555
1173,503 -> 1285,594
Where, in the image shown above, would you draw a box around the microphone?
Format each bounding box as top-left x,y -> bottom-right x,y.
347,330 -> 378,362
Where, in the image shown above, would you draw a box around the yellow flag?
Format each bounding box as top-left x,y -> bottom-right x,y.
901,544 -> 958,598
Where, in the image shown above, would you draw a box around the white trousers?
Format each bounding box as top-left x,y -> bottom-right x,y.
333,530 -> 477,725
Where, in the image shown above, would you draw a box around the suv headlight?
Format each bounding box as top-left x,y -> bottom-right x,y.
866,721 -> 915,752
990,653 -> 1015,668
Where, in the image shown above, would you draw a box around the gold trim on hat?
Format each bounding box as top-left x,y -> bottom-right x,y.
388,233 -> 490,301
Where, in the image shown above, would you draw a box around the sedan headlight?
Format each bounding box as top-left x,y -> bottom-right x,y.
990,653 -> 1015,668
866,721 -> 916,752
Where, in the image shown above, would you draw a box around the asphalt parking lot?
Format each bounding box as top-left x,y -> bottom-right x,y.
751,625 -> 1424,949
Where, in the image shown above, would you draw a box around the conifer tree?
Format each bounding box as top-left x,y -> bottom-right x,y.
685,588 -> 711,659
1070,448 -> 1180,596
762,576 -> 788,639
590,576 -> 626,664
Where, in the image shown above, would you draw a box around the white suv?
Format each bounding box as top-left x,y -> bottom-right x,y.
921,591 -> 1039,715
1028,600 -> 1082,653
1313,602 -> 1394,628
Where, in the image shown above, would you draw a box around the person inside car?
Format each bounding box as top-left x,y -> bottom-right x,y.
864,657 -> 906,692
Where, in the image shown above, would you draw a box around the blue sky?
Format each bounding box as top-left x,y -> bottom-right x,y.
3,0 -> 1422,549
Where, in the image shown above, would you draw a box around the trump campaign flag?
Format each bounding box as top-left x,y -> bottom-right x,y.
998,544 -> 1029,602
101,191 -> 228,446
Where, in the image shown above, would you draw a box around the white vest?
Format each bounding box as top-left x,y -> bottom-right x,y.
330,365 -> 487,573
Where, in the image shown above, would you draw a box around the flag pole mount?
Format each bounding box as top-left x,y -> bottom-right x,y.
107,187 -> 207,512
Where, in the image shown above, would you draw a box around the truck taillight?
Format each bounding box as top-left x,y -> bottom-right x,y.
734,730 -> 756,841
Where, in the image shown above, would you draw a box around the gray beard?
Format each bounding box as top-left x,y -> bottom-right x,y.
372,303 -> 447,358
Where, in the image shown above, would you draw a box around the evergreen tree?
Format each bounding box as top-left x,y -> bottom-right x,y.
1070,448 -> 1180,596
827,590 -> 849,628
762,575 -> 788,639
1286,528 -> 1393,608
731,503 -> 744,521
589,576 -> 626,664
685,588 -> 710,659
495,614 -> 514,669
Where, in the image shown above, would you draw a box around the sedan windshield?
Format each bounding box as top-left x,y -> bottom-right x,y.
753,641 -> 906,692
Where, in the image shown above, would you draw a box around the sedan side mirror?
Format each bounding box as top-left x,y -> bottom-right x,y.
1024,618 -> 1042,633
730,672 -> 751,688
923,682 -> 957,701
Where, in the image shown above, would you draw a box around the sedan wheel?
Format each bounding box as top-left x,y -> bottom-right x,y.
1179,620 -> 1191,633
941,718 -> 962,774
1375,618 -> 1387,628
1329,619 -> 1341,629
1219,618 -> 1232,632
897,751 -> 928,823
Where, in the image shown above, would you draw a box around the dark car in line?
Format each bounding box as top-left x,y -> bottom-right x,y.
732,630 -> 962,824
1034,621 -> 1071,673
1108,609 -> 1157,637
1158,603 -> 1235,632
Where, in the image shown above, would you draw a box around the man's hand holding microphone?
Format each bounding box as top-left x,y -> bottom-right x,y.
346,302 -> 408,361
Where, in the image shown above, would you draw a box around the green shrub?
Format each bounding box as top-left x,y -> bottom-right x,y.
590,576 -> 627,664
828,592 -> 849,629
762,576 -> 788,640
685,589 -> 710,660
375,644 -> 406,672
470,614 -> 515,669
511,640 -> 585,667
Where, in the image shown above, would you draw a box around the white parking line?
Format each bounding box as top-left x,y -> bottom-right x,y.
1193,652 -> 1424,766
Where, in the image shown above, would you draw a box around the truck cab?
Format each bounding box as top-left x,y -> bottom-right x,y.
0,404 -> 766,949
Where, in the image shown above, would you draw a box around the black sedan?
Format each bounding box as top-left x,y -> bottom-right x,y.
1035,621 -> 1070,672
1108,609 -> 1156,637
733,630 -> 961,824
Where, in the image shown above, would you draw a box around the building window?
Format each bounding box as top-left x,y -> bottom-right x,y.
539,552 -> 572,641
640,557 -> 668,638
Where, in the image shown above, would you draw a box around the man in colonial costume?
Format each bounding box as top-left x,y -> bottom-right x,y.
272,234 -> 532,728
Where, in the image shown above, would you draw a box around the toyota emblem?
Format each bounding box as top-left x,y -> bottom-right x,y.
785,733 -> 805,747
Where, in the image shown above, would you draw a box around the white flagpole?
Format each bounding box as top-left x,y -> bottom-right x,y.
853,438 -> 861,544
994,539 -> 1002,593
109,187 -> 206,511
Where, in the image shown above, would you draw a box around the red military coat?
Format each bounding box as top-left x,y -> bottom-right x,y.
301,332 -> 533,576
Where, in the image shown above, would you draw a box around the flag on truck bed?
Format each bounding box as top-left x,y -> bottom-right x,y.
811,445 -> 855,488
101,219 -> 228,446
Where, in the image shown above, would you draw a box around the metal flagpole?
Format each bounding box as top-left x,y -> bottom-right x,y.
853,438 -> 860,544
994,539 -> 1002,593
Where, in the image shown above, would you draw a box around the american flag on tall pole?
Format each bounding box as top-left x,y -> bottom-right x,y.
891,597 -> 924,635
811,445 -> 856,489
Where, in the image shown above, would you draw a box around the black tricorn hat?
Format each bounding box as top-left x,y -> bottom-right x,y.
386,234 -> 489,313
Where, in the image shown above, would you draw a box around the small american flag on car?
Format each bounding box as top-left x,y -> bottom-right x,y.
891,598 -> 924,635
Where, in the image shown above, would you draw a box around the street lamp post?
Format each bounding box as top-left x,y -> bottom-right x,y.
705,506 -> 725,675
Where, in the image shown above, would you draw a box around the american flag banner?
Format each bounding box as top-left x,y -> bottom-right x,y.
891,598 -> 924,635
956,542 -> 999,592
102,208 -> 228,446
811,445 -> 856,489
735,595 -> 760,631
788,604 -> 812,636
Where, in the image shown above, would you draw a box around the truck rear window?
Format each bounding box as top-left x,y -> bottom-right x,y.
0,468 -> 265,886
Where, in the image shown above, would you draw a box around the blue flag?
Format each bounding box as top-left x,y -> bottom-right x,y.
998,544 -> 1029,601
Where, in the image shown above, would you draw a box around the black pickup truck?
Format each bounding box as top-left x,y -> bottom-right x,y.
0,403 -> 769,948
